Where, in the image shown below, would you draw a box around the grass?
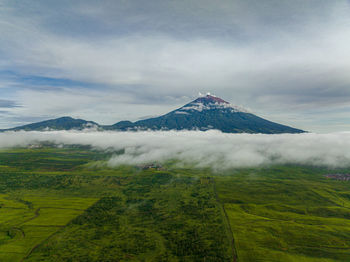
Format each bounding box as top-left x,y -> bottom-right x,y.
0,192 -> 97,261
216,166 -> 350,261
0,146 -> 349,261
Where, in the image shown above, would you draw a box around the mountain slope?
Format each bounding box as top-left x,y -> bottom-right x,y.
110,95 -> 304,133
5,117 -> 99,131
2,95 -> 305,133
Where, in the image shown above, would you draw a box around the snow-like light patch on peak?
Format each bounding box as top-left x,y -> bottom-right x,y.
198,92 -> 216,97
179,101 -> 251,113
174,111 -> 190,115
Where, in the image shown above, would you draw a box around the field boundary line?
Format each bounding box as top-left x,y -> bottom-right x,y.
20,198 -> 101,261
212,178 -> 238,262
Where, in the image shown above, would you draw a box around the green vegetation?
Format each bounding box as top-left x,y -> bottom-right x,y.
216,166 -> 350,262
0,193 -> 96,261
26,174 -> 231,261
0,146 -> 349,261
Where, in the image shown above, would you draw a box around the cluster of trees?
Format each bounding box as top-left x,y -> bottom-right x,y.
28,172 -> 232,261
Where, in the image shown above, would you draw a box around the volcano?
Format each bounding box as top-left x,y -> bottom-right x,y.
109,94 -> 304,133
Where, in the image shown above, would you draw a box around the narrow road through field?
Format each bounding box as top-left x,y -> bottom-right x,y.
212,178 -> 238,262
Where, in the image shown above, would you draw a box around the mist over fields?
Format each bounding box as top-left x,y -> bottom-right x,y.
0,130 -> 350,169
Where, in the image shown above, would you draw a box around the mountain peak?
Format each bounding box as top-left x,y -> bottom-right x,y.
178,94 -> 250,113
194,94 -> 229,104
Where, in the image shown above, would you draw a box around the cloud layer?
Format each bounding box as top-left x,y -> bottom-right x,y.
1,131 -> 350,169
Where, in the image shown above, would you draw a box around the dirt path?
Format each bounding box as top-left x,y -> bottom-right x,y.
19,208 -> 41,225
12,227 -> 25,238
10,207 -> 40,241
212,178 -> 238,262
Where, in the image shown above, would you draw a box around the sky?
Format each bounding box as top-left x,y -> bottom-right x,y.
0,0 -> 350,132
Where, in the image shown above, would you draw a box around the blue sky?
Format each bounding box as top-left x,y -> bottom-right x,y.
0,0 -> 350,132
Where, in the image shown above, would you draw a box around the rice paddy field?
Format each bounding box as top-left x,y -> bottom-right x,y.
0,146 -> 349,261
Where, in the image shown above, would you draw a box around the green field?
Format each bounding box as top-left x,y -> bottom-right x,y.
0,146 -> 349,261
216,167 -> 350,261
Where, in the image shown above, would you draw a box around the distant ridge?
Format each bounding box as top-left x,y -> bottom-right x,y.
4,117 -> 99,131
1,95 -> 305,134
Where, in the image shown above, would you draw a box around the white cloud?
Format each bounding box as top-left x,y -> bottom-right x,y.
1,130 -> 350,170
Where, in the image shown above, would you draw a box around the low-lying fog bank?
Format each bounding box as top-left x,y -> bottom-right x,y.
0,130 -> 350,169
